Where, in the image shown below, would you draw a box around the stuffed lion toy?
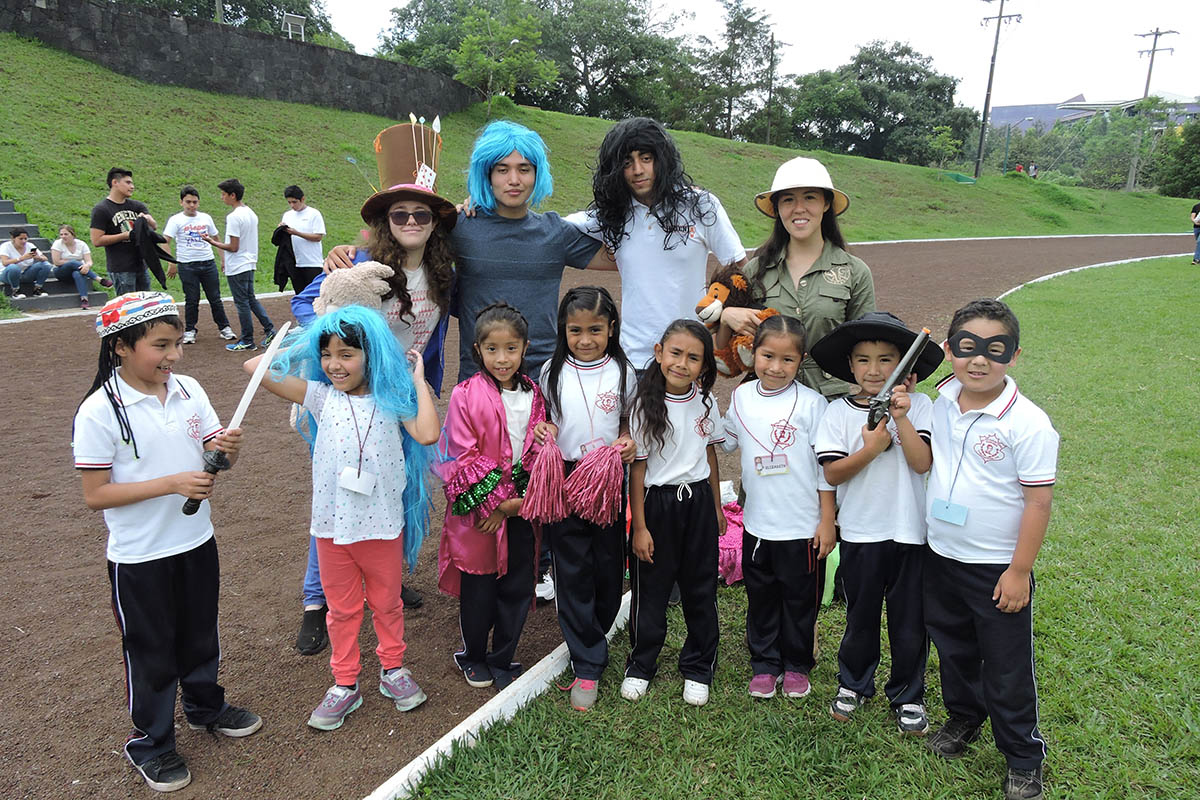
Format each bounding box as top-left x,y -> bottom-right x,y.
695,266 -> 780,377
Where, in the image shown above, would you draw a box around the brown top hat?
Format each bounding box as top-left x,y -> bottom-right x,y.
359,123 -> 457,227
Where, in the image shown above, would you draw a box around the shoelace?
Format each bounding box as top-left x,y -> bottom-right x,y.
898,703 -> 924,717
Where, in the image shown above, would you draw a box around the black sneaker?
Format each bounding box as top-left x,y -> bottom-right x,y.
1004,766 -> 1044,800
296,605 -> 328,655
462,663 -> 493,688
926,717 -> 982,759
188,705 -> 262,738
492,663 -> 524,691
401,584 -> 424,609
132,750 -> 191,792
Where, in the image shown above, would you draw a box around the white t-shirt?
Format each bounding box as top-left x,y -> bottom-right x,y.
815,393 -> 933,544
0,240 -> 38,265
306,381 -> 408,545
50,238 -> 90,263
539,355 -> 637,460
568,192 -> 745,369
926,375 -> 1059,564
223,205 -> 258,275
500,387 -> 533,466
72,372 -> 223,564
382,265 -> 441,355
722,380 -> 830,541
163,211 -> 218,263
281,205 -> 326,268
632,385 -> 724,486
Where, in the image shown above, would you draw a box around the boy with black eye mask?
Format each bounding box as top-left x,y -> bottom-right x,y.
923,298 -> 1059,800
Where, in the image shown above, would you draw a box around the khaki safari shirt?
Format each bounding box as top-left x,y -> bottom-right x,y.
744,240 -> 876,397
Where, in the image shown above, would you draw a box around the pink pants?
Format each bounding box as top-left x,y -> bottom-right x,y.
315,536 -> 407,686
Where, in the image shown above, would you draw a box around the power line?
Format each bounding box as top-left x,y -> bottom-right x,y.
973,0 -> 1022,179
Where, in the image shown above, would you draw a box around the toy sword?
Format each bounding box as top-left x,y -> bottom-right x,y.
182,320 -> 293,515
867,327 -> 931,430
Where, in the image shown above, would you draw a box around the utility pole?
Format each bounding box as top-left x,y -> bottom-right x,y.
765,32 -> 774,147
1137,28 -> 1177,98
973,0 -> 1022,179
214,0 -> 222,23
1126,28 -> 1178,190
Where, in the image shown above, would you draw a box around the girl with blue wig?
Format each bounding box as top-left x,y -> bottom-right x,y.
244,305 -> 440,731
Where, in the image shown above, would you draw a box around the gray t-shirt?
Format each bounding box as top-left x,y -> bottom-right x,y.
450,210 -> 600,382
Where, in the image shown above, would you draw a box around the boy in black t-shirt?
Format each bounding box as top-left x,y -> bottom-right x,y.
90,167 -> 157,294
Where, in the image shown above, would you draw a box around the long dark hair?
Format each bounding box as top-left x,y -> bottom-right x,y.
365,210 -> 454,320
589,117 -> 715,253
472,302 -> 533,392
633,319 -> 717,453
75,317 -> 184,459
543,286 -> 633,422
749,189 -> 849,303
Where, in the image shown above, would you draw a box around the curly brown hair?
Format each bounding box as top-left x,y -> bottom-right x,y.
364,212 -> 454,321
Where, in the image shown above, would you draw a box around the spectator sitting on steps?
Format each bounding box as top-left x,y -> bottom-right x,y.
52,224 -> 113,309
1,227 -> 51,299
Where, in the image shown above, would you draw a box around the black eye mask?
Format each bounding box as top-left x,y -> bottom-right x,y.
947,330 -> 1018,364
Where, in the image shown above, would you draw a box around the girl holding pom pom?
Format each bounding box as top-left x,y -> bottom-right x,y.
438,303 -> 548,691
536,286 -> 637,711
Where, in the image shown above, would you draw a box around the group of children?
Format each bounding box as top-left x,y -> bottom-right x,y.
74,273 -> 1056,799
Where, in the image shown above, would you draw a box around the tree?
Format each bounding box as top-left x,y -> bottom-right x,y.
699,0 -> 777,139
927,125 -> 963,172
451,0 -> 557,117
376,0 -> 467,73
121,0 -> 339,37
1155,121 -> 1200,198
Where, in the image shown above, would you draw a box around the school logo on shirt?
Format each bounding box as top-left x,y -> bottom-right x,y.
770,419 -> 796,448
595,390 -> 618,414
974,433 -> 1007,464
694,414 -> 715,437
187,414 -> 202,440
823,265 -> 851,286
688,225 -> 697,240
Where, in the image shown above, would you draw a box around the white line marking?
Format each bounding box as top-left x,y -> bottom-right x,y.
996,253 -> 1190,300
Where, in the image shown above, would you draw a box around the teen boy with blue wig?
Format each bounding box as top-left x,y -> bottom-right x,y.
327,120 -> 611,381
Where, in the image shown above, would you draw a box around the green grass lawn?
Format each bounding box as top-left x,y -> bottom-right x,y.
409,256 -> 1200,800
0,31 -> 1193,304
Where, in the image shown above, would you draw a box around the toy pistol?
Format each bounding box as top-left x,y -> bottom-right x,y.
867,327 -> 931,430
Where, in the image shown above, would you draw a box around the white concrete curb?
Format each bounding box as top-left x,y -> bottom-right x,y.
995,253 -> 1191,300
849,232 -> 1190,246
364,591 -> 633,800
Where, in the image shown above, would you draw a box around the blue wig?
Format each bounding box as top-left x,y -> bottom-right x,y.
466,120 -> 553,213
270,306 -> 434,571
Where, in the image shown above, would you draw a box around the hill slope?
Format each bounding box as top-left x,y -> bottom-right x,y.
0,32 -> 1191,280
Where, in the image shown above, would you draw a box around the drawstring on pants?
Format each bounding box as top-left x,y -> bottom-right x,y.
675,483 -> 693,502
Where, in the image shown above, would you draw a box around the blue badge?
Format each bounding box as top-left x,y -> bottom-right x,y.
931,498 -> 968,526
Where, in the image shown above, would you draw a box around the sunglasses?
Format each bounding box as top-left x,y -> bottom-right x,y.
388,210 -> 434,226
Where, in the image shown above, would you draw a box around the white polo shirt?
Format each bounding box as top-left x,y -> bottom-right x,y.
815,394 -> 933,545
722,379 -> 830,541
223,205 -> 258,275
632,385 -> 724,486
926,375 -> 1059,564
567,192 -> 745,369
539,355 -> 637,460
281,205 -> 326,268
163,211 -> 218,263
73,371 -> 224,564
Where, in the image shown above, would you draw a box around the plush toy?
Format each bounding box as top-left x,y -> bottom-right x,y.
313,261 -> 395,316
695,266 -> 780,377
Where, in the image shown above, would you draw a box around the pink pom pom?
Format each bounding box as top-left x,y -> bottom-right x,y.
565,445 -> 624,526
717,502 -> 744,585
522,435 -> 567,524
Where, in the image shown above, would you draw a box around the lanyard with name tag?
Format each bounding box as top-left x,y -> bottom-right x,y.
933,412 -> 985,526
734,385 -> 799,477
573,360 -> 616,458
339,394 -> 377,495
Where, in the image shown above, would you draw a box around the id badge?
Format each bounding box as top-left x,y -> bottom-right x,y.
931,498 -> 968,526
580,437 -> 605,457
754,454 -> 789,477
338,466 -> 377,495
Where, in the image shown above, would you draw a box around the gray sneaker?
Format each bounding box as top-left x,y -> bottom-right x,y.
896,703 -> 930,736
1004,765 -> 1044,800
830,686 -> 866,721
132,749 -> 191,792
379,667 -> 427,711
187,705 -> 262,737
218,326 -> 237,340
307,684 -> 363,731
568,677 -> 598,711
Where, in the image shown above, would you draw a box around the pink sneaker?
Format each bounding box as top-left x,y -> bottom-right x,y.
748,673 -> 780,699
782,671 -> 811,698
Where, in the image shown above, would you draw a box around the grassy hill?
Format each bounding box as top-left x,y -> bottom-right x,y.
0,32 -> 1192,286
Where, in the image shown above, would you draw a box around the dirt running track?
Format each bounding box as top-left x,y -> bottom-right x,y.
0,234 -> 1188,799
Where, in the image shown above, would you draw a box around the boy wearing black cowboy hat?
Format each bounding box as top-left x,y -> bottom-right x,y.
811,311 -> 944,735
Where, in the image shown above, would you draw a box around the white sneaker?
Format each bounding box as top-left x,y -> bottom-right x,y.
535,571 -> 556,602
683,679 -> 710,706
182,330 -> 197,344
11,293 -> 25,299
620,676 -> 649,701
218,326 -> 237,340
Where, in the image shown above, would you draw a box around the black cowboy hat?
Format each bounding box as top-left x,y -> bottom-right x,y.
810,311 -> 944,384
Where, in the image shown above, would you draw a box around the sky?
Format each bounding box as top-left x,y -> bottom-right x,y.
326,0 -> 1197,111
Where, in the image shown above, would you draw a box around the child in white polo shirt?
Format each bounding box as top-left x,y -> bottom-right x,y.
73,292 -> 261,794
922,299 -> 1058,800
810,311 -> 945,735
